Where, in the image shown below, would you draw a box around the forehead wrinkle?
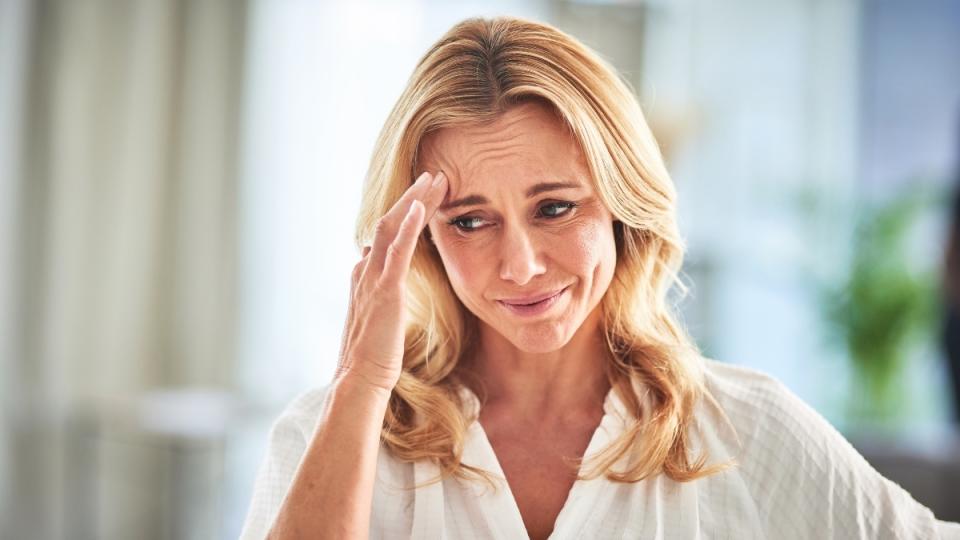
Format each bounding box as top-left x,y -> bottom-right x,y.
459,142 -> 526,181
431,135 -> 529,190
455,149 -> 551,206
458,103 -> 547,140
454,124 -> 556,177
418,102 -> 590,202
443,107 -> 555,172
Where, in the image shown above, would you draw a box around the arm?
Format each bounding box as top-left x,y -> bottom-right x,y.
266,377 -> 390,539
239,170 -> 449,539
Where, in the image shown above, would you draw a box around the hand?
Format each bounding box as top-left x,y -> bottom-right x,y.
334,170 -> 448,394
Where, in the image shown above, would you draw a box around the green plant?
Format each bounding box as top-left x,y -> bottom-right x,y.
818,186 -> 941,428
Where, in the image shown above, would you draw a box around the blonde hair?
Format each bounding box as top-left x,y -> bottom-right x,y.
355,16 -> 729,487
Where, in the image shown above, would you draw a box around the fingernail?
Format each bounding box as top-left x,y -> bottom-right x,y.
415,171 -> 431,185
432,171 -> 446,188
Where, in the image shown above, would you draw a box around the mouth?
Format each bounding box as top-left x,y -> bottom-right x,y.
496,286 -> 570,316
499,288 -> 566,305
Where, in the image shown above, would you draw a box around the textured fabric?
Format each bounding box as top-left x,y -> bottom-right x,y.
239,359 -> 960,539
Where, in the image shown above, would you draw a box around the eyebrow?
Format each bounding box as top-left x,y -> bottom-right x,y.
438,181 -> 583,212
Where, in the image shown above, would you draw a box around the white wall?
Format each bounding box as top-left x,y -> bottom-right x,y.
639,0 -> 863,421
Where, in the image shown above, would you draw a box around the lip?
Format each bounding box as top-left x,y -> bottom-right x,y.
499,288 -> 567,305
496,286 -> 569,317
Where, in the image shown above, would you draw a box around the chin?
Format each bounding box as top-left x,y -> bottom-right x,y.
502,320 -> 577,354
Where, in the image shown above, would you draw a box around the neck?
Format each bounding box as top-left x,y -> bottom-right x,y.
461,306 -> 611,423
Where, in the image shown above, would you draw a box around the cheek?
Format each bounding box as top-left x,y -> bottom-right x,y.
432,233 -> 488,291
560,218 -> 616,274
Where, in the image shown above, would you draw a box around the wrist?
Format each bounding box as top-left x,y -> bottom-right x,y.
333,371 -> 396,402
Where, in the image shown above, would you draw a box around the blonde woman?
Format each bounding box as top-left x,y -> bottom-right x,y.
240,16 -> 960,539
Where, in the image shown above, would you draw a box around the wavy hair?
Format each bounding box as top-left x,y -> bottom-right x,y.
355,16 -> 729,487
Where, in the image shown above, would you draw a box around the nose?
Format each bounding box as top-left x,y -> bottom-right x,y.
498,223 -> 546,285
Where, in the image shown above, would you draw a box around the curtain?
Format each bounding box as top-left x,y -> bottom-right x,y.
2,0 -> 247,538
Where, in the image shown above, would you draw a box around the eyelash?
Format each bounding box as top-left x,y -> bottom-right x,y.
447,201 -> 578,232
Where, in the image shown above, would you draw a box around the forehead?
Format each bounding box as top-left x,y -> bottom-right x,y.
417,101 -> 589,188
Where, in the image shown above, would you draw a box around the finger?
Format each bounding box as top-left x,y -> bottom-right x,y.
413,172 -> 448,246
339,259 -> 365,371
337,309 -> 352,372
368,171 -> 435,272
420,171 -> 448,224
351,258 -> 365,288
341,245 -> 373,368
349,246 -> 372,319
381,199 -> 425,286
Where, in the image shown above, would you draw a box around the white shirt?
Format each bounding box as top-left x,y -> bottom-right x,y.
239,359 -> 960,539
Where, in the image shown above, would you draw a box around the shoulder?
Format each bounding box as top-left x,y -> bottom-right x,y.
698,356 -> 858,474
699,357 -> 810,437
269,384 -> 336,441
692,357 -> 832,477
280,384 -> 335,419
697,357 -> 951,538
700,356 -> 792,406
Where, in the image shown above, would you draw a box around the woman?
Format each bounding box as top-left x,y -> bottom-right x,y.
240,16 -> 960,539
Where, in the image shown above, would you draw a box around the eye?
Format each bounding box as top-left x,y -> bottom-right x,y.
446,201 -> 577,234
537,201 -> 577,218
448,215 -> 489,232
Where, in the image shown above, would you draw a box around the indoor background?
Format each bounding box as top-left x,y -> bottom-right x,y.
1,0 -> 958,538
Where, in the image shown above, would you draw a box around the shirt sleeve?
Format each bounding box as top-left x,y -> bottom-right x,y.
720,367 -> 960,539
238,386 -> 333,540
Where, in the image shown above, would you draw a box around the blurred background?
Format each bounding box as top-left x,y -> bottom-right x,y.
1,0 -> 958,537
